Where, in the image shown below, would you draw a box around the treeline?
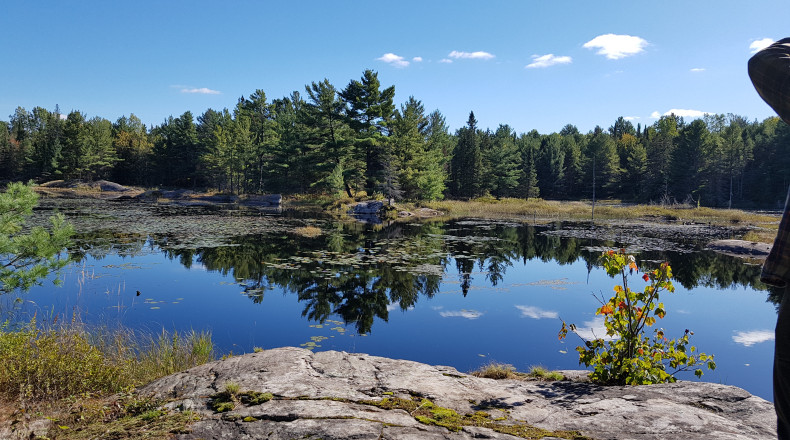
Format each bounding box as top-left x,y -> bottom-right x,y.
2,69 -> 790,207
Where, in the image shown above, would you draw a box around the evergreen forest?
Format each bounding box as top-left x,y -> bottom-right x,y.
2,69 -> 789,208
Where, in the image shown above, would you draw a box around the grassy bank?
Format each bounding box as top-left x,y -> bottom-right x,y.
418,197 -> 777,225
0,316 -> 214,438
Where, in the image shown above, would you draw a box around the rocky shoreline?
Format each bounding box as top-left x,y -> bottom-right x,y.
138,347 -> 775,439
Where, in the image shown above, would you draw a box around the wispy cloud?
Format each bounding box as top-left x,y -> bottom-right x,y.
448,50 -> 495,60
181,87 -> 221,95
733,330 -> 774,347
377,53 -> 409,68
525,54 -> 572,69
412,56 -> 423,62
583,34 -> 648,60
440,309 -> 483,319
439,58 -> 453,64
690,67 -> 705,73
573,317 -> 618,341
515,305 -> 558,319
750,38 -> 774,54
651,108 -> 711,119
624,116 -> 640,121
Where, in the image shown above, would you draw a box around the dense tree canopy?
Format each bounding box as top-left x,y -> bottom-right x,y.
1,71 -> 789,208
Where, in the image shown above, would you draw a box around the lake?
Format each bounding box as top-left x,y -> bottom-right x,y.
9,199 -> 779,401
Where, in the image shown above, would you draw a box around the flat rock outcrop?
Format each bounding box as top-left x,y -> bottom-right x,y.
139,347 -> 776,440
707,239 -> 772,260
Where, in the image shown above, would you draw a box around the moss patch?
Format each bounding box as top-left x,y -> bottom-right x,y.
209,388 -> 273,413
359,395 -> 589,439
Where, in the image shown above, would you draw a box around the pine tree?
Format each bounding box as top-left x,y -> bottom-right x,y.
488,124 -> 521,198
517,132 -> 540,199
339,70 -> 395,195
0,182 -> 73,293
450,112 -> 482,198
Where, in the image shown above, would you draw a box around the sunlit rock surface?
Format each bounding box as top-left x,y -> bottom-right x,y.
140,347 -> 776,440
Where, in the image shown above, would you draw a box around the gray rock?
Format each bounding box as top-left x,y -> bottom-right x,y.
349,201 -> 385,215
242,194 -> 282,206
139,347 -> 776,440
707,239 -> 771,260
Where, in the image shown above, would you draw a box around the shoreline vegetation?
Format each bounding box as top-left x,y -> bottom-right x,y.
33,180 -> 782,242
0,316 -> 213,439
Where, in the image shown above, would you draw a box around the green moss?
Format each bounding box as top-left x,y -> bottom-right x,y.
357,395 -> 589,439
210,388 -> 274,412
241,391 -> 273,405
212,401 -> 235,413
360,396 -> 419,412
242,416 -> 257,422
139,409 -> 165,421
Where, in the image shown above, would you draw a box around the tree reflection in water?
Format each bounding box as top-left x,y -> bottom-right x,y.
70,219 -> 770,334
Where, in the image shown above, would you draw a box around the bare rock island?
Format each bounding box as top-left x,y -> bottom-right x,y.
139,347 -> 776,439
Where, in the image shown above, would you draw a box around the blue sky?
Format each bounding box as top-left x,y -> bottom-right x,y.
1,1 -> 787,134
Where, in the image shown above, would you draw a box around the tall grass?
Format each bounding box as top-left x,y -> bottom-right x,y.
0,315 -> 214,403
420,197 -> 778,226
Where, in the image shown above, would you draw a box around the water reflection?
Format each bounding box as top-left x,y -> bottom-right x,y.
69,219 -> 772,334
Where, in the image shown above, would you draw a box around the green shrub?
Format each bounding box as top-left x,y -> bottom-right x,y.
559,250 -> 715,385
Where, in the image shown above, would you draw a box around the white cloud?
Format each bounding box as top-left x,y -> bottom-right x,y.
181,87 -> 221,95
377,53 -> 409,68
583,34 -> 648,60
440,309 -> 483,319
651,108 -> 711,119
448,50 -> 495,60
573,317 -> 618,341
525,54 -> 572,69
733,330 -> 774,347
690,68 -> 705,72
624,116 -> 640,121
412,56 -> 423,62
750,38 -> 774,54
515,305 -> 558,319
439,58 -> 453,64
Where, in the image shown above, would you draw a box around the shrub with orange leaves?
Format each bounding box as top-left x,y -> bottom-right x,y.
558,249 -> 715,385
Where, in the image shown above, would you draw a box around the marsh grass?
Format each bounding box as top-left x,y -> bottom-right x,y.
293,225 -> 322,238
470,362 -> 564,382
0,316 -> 215,404
528,366 -> 565,381
742,229 -> 778,244
416,198 -> 777,227
470,363 -> 527,380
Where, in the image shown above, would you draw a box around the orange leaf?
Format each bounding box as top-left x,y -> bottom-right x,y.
600,305 -> 614,315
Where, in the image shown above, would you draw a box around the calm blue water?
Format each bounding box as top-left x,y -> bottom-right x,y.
7,217 -> 778,401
